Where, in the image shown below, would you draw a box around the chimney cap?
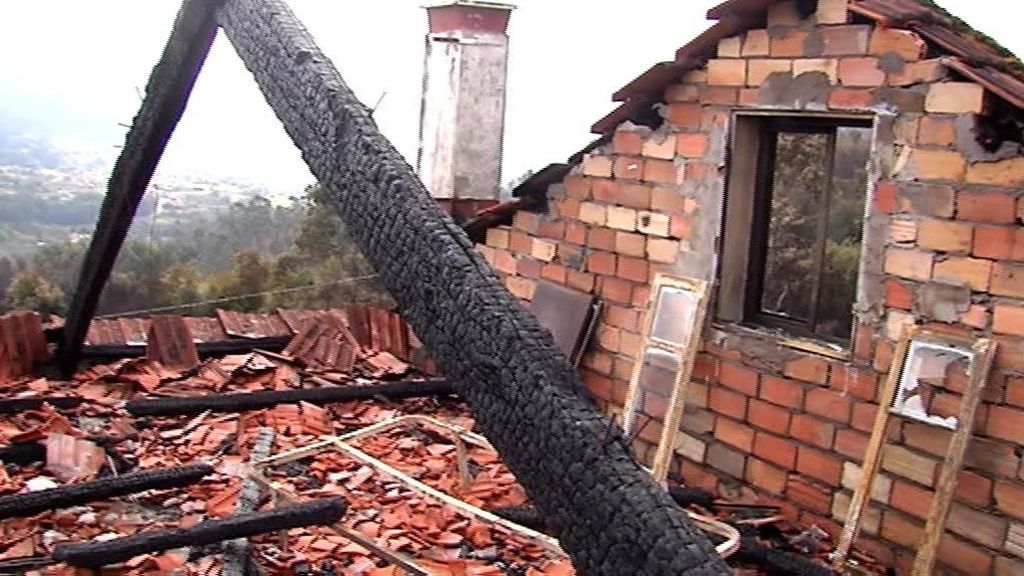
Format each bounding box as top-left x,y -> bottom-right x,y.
424,1 -> 515,35
424,1 -> 516,11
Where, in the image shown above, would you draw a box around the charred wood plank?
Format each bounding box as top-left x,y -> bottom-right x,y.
217,1 -> 727,573
53,498 -> 347,567
58,0 -> 226,374
0,463 -> 212,520
223,428 -> 275,576
0,396 -> 84,415
82,336 -> 292,360
125,377 -> 454,417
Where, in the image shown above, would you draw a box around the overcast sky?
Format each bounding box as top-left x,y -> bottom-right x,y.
1,0 -> 1021,195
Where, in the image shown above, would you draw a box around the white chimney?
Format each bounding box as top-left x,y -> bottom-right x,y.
416,1 -> 515,220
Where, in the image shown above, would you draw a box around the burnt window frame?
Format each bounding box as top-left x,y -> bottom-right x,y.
742,116 -> 873,345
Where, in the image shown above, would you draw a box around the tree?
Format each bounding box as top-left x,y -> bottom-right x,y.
0,256 -> 15,303
4,271 -> 65,315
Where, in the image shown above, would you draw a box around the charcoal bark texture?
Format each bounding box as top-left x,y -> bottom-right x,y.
731,539 -> 832,576
0,397 -> 84,414
0,442 -> 46,466
53,497 -> 346,567
216,1 -> 727,573
490,504 -> 548,531
125,378 -> 454,416
0,463 -> 212,520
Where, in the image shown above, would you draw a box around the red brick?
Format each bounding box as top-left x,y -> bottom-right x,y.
647,238 -> 680,264
789,413 -> 836,449
564,221 -> 586,245
516,257 -> 542,279
643,159 -> 684,185
746,457 -> 788,493
665,103 -> 702,129
709,387 -> 748,420
874,181 -> 897,213
759,375 -> 805,409
917,219 -> 973,252
612,130 -> 644,155
838,57 -> 885,86
805,388 -> 853,423
829,88 -> 873,109
770,28 -> 808,57
597,276 -> 634,305
918,116 -> 956,147
787,475 -> 833,515
615,183 -> 652,210
537,219 -> 565,241
890,480 -> 933,519
670,215 -> 693,239
933,256 -> 992,291
699,86 -> 738,105
953,469 -> 992,508
513,210 -> 541,234
994,304 -> 1024,337
676,133 -> 709,158
889,58 -> 947,86
911,149 -> 966,181
784,356 -> 830,385
613,156 -> 644,181
605,305 -> 639,332
588,227 -> 617,252
540,263 -> 567,284
834,428 -> 869,461
994,481 -> 1024,520
881,510 -> 924,550
582,371 -> 614,401
508,230 -> 533,254
992,262 -> 1024,298
974,226 -> 1024,261
926,82 -> 987,114
719,363 -> 759,396
937,533 -> 993,576
747,399 -> 792,435
957,191 -> 1017,224
707,58 -> 747,86
869,28 -> 926,60
563,175 -> 591,200
585,250 -> 615,275
752,431 -> 798,469
715,417 -> 755,452
821,24 -> 871,55
885,248 -> 934,281
616,255 -> 648,283
987,405 -> 1024,443
829,364 -> 878,401
554,198 -> 580,219
566,270 -> 594,292
582,351 -> 614,376
796,446 -> 843,486
969,157 -> 1024,188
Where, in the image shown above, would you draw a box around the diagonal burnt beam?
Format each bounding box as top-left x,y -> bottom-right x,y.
217,1 -> 726,573
58,0 -> 226,374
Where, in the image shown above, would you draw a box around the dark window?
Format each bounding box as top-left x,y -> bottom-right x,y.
745,117 -> 872,344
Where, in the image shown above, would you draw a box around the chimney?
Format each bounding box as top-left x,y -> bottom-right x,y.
416,1 -> 515,221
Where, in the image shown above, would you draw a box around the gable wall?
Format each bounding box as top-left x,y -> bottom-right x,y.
475,1 -> 1024,573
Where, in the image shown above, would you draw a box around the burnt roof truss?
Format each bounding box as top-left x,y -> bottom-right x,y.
58,0 -> 728,573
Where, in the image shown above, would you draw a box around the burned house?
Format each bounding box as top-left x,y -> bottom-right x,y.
2,0 -> 1024,574
472,0 -> 1024,573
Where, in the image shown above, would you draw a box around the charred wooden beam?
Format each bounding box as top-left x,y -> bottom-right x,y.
0,463 -> 212,520
58,0 -> 226,375
216,1 -> 727,573
0,396 -> 84,415
125,377 -> 454,417
53,498 -> 347,567
81,336 -> 292,360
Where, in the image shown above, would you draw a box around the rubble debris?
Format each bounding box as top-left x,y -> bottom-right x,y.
731,538 -> 832,576
125,377 -> 455,416
53,497 -> 348,567
44,432 -> 106,482
0,311 -> 49,381
0,463 -> 213,519
145,314 -> 201,371
224,427 -> 276,576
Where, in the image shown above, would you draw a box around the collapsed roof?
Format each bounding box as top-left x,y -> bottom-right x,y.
48,0 -> 730,573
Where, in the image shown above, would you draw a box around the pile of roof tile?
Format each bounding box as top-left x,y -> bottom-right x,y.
0,317 -> 572,575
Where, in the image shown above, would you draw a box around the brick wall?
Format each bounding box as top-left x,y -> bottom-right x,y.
475,1 -> 1024,573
